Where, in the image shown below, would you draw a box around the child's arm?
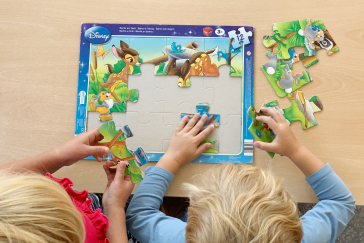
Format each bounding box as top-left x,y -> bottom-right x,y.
255,107 -> 356,243
126,114 -> 214,243
102,159 -> 134,243
0,128 -> 109,174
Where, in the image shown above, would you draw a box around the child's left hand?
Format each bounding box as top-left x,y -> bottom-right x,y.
55,128 -> 109,166
102,157 -> 134,214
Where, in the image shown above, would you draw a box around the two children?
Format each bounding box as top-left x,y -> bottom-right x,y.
0,107 -> 355,243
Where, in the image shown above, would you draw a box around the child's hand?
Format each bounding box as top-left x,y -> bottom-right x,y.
158,113 -> 215,174
102,158 -> 134,214
253,107 -> 302,158
55,128 -> 109,166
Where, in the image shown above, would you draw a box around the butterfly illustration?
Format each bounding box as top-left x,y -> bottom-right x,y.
96,44 -> 112,59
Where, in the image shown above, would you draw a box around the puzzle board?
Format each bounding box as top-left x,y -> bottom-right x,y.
75,23 -> 254,163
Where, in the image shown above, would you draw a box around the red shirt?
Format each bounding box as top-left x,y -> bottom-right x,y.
46,173 -> 109,243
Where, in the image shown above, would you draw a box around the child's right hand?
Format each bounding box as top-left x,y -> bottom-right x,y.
253,107 -> 302,158
102,158 -> 134,214
157,113 -> 215,174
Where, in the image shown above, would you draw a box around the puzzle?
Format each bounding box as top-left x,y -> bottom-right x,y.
248,90 -> 323,157
263,19 -> 339,62
181,102 -> 220,154
247,106 -> 275,158
264,90 -> 323,130
228,27 -> 253,49
261,48 -> 312,97
96,121 -> 149,184
76,23 -> 255,164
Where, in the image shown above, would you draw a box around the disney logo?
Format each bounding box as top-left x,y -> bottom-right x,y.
84,26 -> 111,44
87,31 -> 110,41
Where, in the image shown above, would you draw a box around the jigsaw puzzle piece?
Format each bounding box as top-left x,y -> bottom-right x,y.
299,53 -> 319,68
203,65 -> 241,125
247,106 -> 276,158
299,19 -> 339,57
163,38 -> 221,87
261,48 -> 313,97
228,27 -> 253,49
128,64 -> 165,123
263,19 -> 309,60
154,76 -> 214,112
264,90 -> 323,130
181,102 -> 220,130
180,102 -> 220,154
205,38 -> 243,76
97,121 -> 149,184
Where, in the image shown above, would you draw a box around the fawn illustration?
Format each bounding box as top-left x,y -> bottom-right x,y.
100,41 -> 140,104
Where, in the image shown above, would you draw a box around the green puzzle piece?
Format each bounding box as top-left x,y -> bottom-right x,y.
98,121 -> 145,184
263,19 -> 339,61
247,106 -> 276,158
261,49 -> 313,97
248,90 -> 323,157
264,91 -> 323,130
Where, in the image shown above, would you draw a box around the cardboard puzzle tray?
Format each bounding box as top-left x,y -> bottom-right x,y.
75,23 -> 254,163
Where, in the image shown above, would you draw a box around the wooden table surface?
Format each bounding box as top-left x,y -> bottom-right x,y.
1,0 -> 363,205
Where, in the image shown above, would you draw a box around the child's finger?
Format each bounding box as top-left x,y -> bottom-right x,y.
88,146 -> 109,158
103,162 -> 114,187
124,174 -> 132,181
196,142 -> 211,155
176,116 -> 188,133
183,113 -> 200,132
255,116 -> 278,131
260,107 -> 285,124
190,114 -> 208,135
253,141 -> 278,152
110,154 -> 118,164
86,128 -> 103,143
114,161 -> 127,182
196,124 -> 214,143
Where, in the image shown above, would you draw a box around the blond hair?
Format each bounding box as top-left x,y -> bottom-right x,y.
184,163 -> 302,243
0,170 -> 85,243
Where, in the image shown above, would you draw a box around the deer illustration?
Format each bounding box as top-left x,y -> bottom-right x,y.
100,41 -> 140,104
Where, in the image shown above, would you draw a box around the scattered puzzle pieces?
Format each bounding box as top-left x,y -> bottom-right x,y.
228,27 -> 253,48
263,19 -> 339,62
261,49 -> 312,97
181,102 -> 220,153
96,121 -> 149,184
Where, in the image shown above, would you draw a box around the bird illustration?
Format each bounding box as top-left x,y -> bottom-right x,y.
170,42 -> 185,53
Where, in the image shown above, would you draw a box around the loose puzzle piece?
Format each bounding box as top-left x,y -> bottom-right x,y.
96,121 -> 149,184
299,20 -> 339,57
261,49 -> 312,97
88,40 -> 141,121
247,106 -> 276,158
299,53 -> 319,68
228,27 -> 253,48
263,19 -> 339,61
264,90 -> 323,130
181,102 -> 220,154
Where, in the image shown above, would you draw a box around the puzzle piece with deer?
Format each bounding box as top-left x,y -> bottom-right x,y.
76,23 -> 255,164
96,121 -> 149,184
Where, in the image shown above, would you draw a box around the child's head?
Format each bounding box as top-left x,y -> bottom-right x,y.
184,163 -> 302,243
0,170 -> 85,243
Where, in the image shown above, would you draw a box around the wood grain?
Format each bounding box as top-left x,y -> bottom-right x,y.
0,0 -> 363,204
